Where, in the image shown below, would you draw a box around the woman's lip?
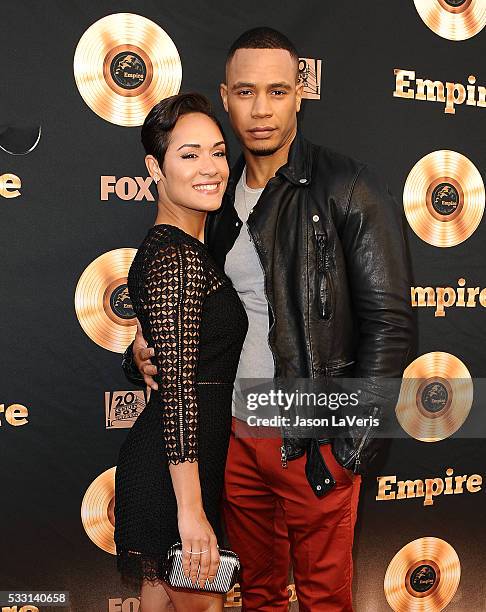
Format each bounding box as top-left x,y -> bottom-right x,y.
192,182 -> 222,193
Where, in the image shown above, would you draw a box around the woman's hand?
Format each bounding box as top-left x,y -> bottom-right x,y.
178,507 -> 220,587
169,461 -> 218,587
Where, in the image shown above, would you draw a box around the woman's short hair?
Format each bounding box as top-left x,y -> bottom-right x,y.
141,92 -> 227,168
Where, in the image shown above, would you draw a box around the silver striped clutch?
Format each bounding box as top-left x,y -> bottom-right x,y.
163,542 -> 240,594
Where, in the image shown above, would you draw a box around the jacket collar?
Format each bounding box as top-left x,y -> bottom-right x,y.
275,129 -> 312,187
225,130 -> 312,199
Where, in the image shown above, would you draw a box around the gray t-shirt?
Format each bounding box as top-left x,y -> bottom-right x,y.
224,167 -> 275,420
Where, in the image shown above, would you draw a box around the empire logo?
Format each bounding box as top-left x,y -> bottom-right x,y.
0,403 -> 29,427
394,69 -> 486,114
0,173 -> 21,198
101,176 -> 155,201
377,467 -> 482,507
411,278 -> 486,316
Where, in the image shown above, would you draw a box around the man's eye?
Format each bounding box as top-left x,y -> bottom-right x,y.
272,90 -> 286,96
214,151 -> 226,157
238,90 -> 252,96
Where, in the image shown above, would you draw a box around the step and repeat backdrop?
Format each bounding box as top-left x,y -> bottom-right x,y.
1,1 -> 485,610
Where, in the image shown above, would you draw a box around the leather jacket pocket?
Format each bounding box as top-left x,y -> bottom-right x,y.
325,359 -> 356,377
319,442 -> 356,484
315,232 -> 334,320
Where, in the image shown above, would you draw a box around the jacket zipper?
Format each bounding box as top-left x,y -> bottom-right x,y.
315,232 -> 331,319
316,233 -> 326,272
246,222 -> 288,468
343,405 -> 379,472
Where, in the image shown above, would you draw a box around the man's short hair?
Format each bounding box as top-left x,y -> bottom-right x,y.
226,26 -> 299,76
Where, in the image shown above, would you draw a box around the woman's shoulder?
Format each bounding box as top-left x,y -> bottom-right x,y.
137,224 -> 207,259
132,224 -> 228,290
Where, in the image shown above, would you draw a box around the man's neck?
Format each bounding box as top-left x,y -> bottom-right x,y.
243,128 -> 296,189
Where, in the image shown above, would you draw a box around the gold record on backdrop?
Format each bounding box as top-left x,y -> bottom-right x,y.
75,248 -> 137,353
73,13 -> 182,126
384,537 -> 461,611
81,467 -> 116,554
396,351 -> 473,442
413,0 -> 486,40
403,150 -> 485,247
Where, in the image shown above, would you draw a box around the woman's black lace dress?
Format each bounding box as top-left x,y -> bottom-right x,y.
114,224 -> 248,588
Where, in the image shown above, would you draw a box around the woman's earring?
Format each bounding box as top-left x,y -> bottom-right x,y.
154,176 -> 159,184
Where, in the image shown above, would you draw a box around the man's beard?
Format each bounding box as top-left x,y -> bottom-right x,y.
246,144 -> 280,157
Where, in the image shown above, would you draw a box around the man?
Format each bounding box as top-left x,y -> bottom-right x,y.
122,27 -> 415,611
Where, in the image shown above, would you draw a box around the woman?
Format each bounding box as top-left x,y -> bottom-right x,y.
114,93 -> 248,612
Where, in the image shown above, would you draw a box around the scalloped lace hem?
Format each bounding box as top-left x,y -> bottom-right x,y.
116,548 -> 168,588
167,456 -> 199,466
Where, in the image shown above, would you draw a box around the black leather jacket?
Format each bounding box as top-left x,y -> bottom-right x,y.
122,131 -> 415,497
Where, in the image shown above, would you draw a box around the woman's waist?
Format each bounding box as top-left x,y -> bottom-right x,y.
146,381 -> 235,409
149,380 -> 235,399
195,380 -> 235,386
152,380 -> 234,387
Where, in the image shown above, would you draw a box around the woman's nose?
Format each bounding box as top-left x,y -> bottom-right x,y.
198,157 -> 219,176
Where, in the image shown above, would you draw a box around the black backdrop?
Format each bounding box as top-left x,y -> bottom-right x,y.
1,1 -> 485,610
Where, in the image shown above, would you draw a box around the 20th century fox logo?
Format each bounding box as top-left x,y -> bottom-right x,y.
105,390 -> 146,429
298,57 -> 322,100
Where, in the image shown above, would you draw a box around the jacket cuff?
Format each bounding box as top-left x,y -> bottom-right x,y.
121,340 -> 145,387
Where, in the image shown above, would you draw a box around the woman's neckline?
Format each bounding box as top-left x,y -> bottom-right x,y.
151,223 -> 206,247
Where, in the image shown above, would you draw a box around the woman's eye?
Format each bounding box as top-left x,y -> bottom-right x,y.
214,151 -> 226,157
181,153 -> 197,159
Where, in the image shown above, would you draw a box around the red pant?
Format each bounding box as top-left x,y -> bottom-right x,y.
222,418 -> 361,612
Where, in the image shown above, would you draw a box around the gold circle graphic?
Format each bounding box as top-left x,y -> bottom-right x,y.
413,0 -> 486,40
81,467 -> 116,555
396,351 -> 473,442
73,13 -> 182,126
75,248 -> 137,353
403,150 -> 485,247
384,537 -> 461,611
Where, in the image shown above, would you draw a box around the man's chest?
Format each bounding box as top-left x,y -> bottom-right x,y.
224,221 -> 265,302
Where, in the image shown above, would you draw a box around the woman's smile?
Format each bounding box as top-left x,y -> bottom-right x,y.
193,181 -> 222,193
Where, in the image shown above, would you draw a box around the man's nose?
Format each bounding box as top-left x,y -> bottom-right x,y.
251,93 -> 272,118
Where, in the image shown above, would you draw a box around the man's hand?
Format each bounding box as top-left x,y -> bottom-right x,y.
133,320 -> 158,400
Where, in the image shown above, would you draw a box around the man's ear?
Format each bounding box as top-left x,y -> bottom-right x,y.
145,155 -> 162,181
295,81 -> 304,113
220,82 -> 229,113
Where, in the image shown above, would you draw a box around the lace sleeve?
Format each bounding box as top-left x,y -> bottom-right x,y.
144,241 -> 207,464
